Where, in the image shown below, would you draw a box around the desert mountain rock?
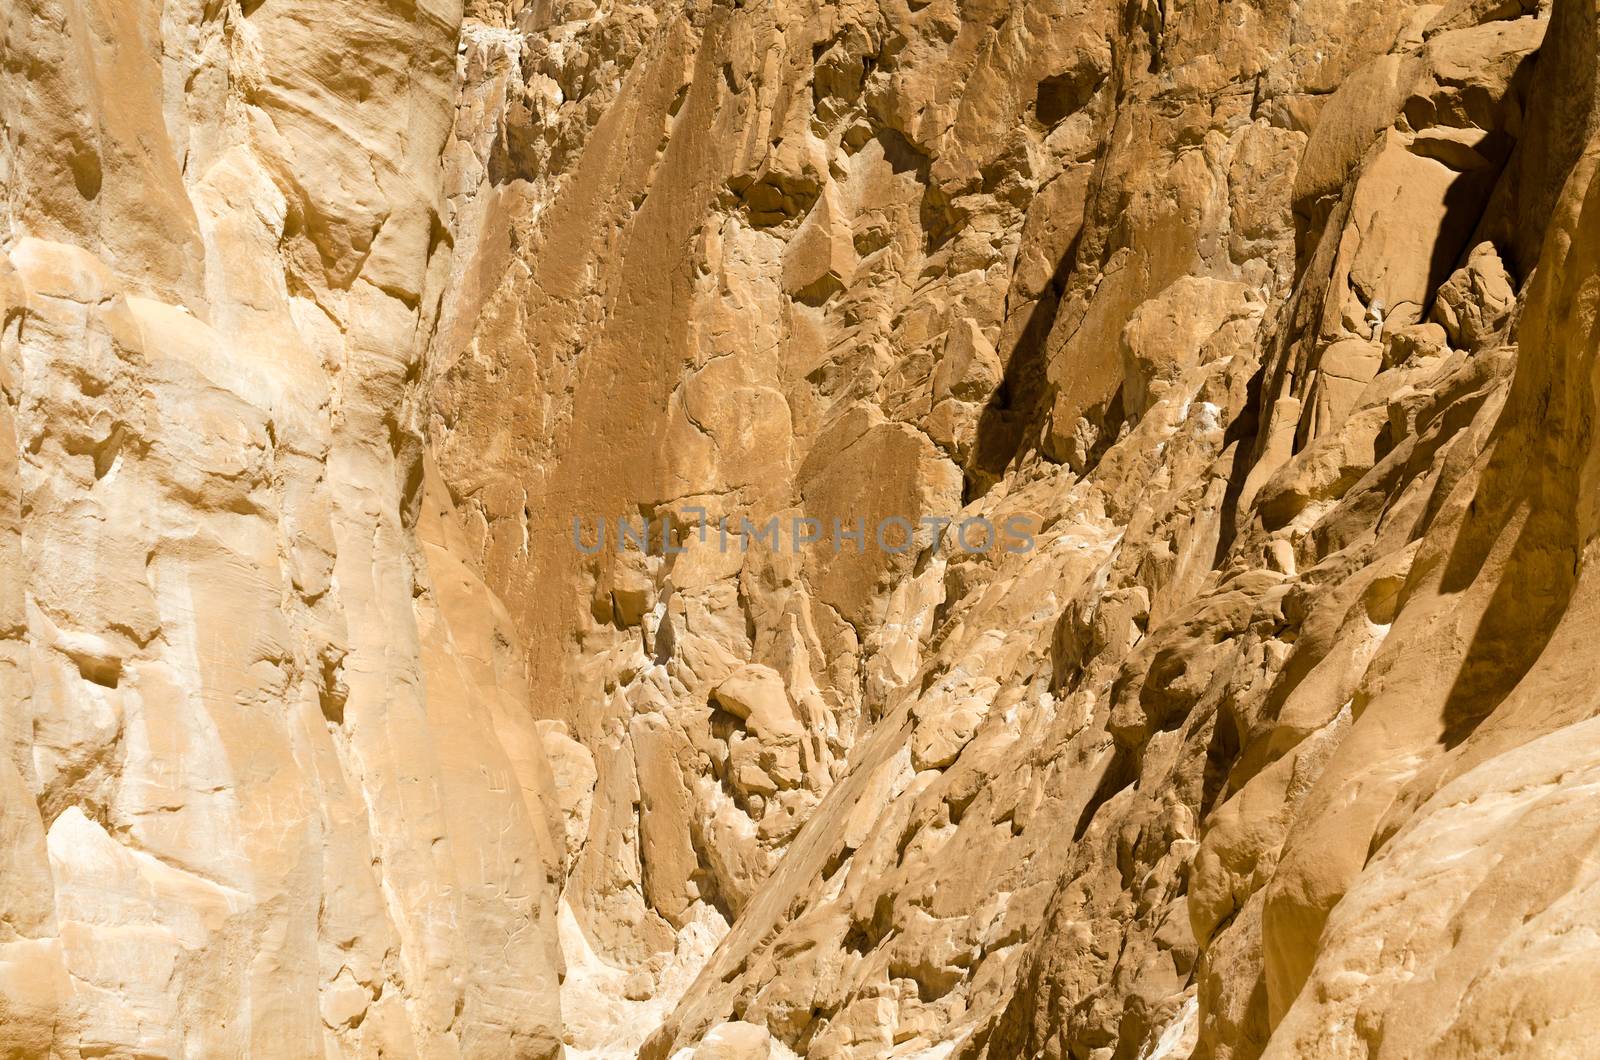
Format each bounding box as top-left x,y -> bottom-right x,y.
2,0 -> 1597,1056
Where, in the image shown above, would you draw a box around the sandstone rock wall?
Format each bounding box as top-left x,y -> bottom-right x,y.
5,0 -> 1599,1056
1,0 -> 566,1054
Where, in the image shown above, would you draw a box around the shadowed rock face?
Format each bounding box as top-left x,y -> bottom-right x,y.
3,0 -> 1597,1055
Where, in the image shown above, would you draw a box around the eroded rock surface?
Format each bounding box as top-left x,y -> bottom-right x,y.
5,0 -> 1599,1056
0,0 -> 565,1054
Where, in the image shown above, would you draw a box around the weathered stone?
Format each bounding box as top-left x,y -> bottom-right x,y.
712,664 -> 801,741
1120,276 -> 1256,418
1433,240 -> 1517,350
692,1020 -> 773,1060
7,0 -> 1595,1058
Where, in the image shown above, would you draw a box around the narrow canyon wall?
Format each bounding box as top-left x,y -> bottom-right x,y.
0,0 -> 566,1054
3,0 -> 1598,1056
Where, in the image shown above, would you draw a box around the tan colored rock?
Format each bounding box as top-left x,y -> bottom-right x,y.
1432,240 -> 1517,350
713,664 -> 802,742
692,1021 -> 773,1060
932,319 -> 1004,406
539,720 -> 599,876
6,0 -> 1595,1058
0,0 -> 567,1052
782,184 -> 856,304
1120,276 -> 1257,418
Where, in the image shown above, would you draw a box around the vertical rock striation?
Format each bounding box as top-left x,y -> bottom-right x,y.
4,0 -> 1599,1056
1,0 -> 565,1054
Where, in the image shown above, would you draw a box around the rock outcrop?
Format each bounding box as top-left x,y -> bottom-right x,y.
4,0 -> 1599,1056
0,0 -> 565,1054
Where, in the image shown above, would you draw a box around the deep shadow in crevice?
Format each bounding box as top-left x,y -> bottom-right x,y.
875,128 -> 969,252
1212,360 -> 1265,565
1072,745 -> 1134,841
1413,159 -> 1505,322
1430,338 -> 1583,747
968,228 -> 1086,499
1435,488 -> 1578,749
876,127 -> 929,177
1199,706 -> 1240,820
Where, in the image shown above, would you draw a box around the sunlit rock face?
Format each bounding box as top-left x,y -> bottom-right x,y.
3,0 -> 1597,1056
0,0 -> 566,1054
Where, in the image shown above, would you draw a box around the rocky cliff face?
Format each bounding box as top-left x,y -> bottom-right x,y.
3,0 -> 1597,1055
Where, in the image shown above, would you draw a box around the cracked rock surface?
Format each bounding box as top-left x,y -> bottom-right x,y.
4,0 -> 1599,1056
